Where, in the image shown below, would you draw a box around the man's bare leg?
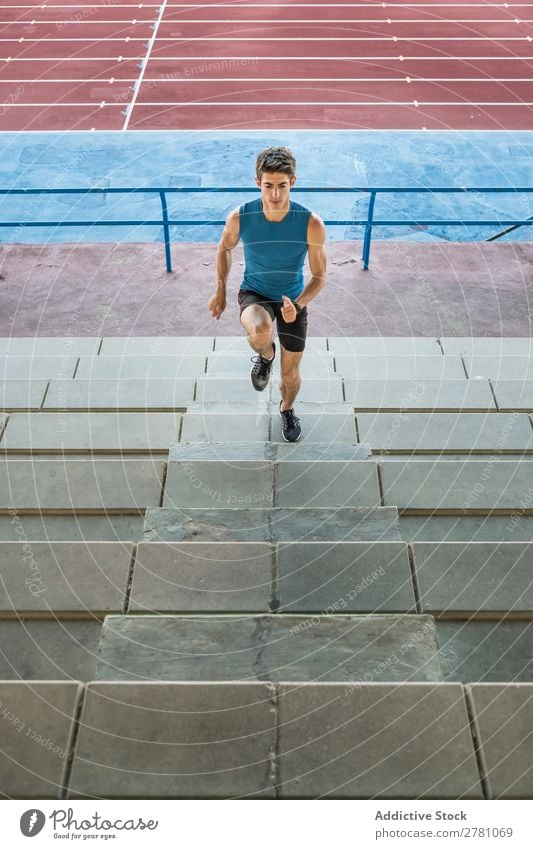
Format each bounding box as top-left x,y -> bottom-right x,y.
240,304 -> 275,359
279,347 -> 304,410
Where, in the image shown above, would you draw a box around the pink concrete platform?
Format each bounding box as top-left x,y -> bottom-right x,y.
0,240 -> 531,338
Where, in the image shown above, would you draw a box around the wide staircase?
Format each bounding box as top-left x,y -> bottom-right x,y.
0,335 -> 531,799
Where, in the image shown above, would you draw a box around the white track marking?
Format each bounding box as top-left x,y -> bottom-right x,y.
124,0 -> 167,129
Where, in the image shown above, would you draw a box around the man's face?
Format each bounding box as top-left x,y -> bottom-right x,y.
256,171 -> 296,208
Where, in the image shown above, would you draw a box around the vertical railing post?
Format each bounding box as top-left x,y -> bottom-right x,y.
362,190 -> 377,270
159,190 -> 172,273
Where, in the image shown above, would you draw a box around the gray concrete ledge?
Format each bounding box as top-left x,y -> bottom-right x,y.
144,506 -> 402,543
95,614 -> 443,683
467,683 -> 533,799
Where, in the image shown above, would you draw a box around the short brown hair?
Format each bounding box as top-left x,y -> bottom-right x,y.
256,146 -> 296,179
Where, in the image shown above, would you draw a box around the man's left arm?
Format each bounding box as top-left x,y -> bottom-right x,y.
281,213 -> 327,321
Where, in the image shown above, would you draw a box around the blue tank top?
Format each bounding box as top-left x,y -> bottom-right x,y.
239,197 -> 311,301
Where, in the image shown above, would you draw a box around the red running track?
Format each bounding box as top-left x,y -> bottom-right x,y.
0,1 -> 532,129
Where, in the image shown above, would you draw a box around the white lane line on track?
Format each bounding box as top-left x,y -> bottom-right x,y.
6,56 -> 533,60
6,101 -> 533,106
2,77 -> 532,81
122,0 -> 168,129
105,100 -> 533,104
2,36 -> 532,40
2,19 -> 533,22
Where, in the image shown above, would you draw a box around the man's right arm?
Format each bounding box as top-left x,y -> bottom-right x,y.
208,207 -> 240,320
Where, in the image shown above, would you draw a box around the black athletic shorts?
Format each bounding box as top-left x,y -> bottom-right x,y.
238,288 -> 308,352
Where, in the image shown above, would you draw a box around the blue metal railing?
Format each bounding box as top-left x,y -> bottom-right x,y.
1,186 -> 532,272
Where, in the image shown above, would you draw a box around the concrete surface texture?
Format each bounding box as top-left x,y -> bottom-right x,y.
1,240 -> 532,338
1,337 -> 532,799
1,130 -> 532,243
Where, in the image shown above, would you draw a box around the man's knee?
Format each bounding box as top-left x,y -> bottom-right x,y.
247,322 -> 273,344
280,365 -> 301,385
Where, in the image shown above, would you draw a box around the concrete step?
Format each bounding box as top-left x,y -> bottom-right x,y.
345,379 -> 495,410
0,458 -> 165,511
181,407 -> 357,444
465,354 -> 533,380
1,381 -> 49,411
358,411 -> 533,454
380,459 -> 533,513
440,338 -> 533,356
492,380 -> 533,411
3,679 -> 530,799
65,681 -> 484,799
0,412 -> 180,454
95,613 -> 444,682
128,540 -> 415,614
400,515 -> 533,542
164,441 -> 378,509
0,513 -> 145,541
144,506 -> 401,542
43,379 -> 194,410
335,354 -> 465,380
0,541 -> 133,615
0,356 -> 78,379
195,376 -> 344,403
327,336 -> 442,355
413,541 -> 533,616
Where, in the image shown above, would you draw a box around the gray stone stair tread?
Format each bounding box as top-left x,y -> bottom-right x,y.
96,614 -> 442,682
1,380 -> 48,410
277,542 -> 415,612
328,336 -> 441,355
181,411 -> 357,444
0,621 -> 101,680
0,337 -> 100,356
357,412 -> 533,452
465,355 -> 533,380
381,460 -> 533,511
130,542 -> 273,612
277,683 -> 482,798
215,335 -> 327,352
413,542 -> 533,613
129,541 -> 413,613
143,506 -> 402,542
436,621 -> 533,683
68,682 -> 276,799
100,336 -> 215,355
399,515 -> 533,542
0,459 -> 165,510
44,379 -> 194,410
275,460 -> 379,509
169,441 -> 276,461
467,683 -> 533,798
76,355 -> 207,380
196,377 -> 344,403
207,352 -> 335,376
0,541 -> 133,613
169,441 -> 370,462
181,412 -> 269,443
164,451 -> 379,509
335,354 -> 464,380
1,412 -> 180,452
0,515 -> 144,542
344,379 -> 495,410
491,380 -> 533,411
272,412 -> 357,444
185,401 -> 353,414
440,337 -> 533,356
0,681 -> 81,798
0,356 -> 78,379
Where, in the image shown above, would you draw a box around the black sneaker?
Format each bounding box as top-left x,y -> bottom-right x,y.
279,401 -> 302,442
250,341 -> 275,391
